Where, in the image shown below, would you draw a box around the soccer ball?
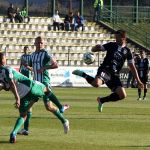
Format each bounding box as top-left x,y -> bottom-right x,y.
83,52 -> 95,65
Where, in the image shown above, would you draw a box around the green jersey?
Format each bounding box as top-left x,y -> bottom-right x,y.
30,49 -> 53,84
0,66 -> 45,99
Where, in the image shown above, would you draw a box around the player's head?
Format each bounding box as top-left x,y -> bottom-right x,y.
34,36 -> 45,50
115,30 -> 126,45
139,50 -> 146,58
24,46 -> 29,54
0,52 -> 6,66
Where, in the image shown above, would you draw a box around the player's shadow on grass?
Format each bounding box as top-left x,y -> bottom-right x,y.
0,141 -> 9,144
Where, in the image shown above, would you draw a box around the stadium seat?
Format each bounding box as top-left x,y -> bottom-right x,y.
0,16 -> 117,66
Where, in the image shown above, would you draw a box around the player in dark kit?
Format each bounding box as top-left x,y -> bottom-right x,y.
73,30 -> 144,112
136,50 -> 149,100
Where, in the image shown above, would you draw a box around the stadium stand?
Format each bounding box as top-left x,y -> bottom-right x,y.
0,16 -> 136,67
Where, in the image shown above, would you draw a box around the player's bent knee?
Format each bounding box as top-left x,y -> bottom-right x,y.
119,92 -> 127,100
91,79 -> 102,88
44,102 -> 56,112
20,113 -> 27,120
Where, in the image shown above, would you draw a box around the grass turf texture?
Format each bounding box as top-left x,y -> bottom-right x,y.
0,87 -> 150,150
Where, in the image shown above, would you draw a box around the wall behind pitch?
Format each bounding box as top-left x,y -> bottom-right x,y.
14,66 -> 150,87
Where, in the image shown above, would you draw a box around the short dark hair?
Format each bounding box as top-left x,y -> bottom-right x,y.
115,30 -> 126,38
139,50 -> 145,53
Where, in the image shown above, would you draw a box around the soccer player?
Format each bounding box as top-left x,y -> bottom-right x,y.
18,46 -> 32,135
0,52 -> 69,143
30,36 -> 69,113
73,30 -> 144,112
19,46 -> 32,78
136,50 -> 149,100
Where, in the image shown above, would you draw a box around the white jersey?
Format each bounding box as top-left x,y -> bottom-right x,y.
30,49 -> 53,83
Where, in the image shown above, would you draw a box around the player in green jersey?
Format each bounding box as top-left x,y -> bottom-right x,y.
0,52 -> 69,144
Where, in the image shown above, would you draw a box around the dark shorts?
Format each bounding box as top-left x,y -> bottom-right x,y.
96,67 -> 123,92
139,76 -> 148,84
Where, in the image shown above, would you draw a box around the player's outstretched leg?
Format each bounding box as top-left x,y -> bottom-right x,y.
97,93 -> 122,112
53,110 -> 70,134
72,70 -> 95,85
63,119 -> 70,134
72,70 -> 84,77
45,92 -> 70,113
44,100 -> 70,134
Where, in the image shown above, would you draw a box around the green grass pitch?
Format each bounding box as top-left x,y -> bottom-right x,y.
0,87 -> 150,150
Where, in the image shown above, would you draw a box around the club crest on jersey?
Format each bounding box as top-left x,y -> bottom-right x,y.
123,48 -> 127,55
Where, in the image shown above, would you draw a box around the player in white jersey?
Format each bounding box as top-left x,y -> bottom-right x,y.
18,46 -> 33,135
0,52 -> 69,143
30,36 -> 69,112
19,46 -> 32,78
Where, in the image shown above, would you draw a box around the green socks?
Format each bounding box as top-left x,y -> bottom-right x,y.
24,112 -> 32,131
46,92 -> 63,110
53,110 -> 66,124
11,117 -> 24,135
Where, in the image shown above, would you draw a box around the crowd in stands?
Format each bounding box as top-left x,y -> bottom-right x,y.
52,10 -> 85,31
7,3 -> 30,23
6,3 -> 85,32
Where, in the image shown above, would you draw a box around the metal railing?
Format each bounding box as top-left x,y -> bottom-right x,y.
100,6 -> 150,50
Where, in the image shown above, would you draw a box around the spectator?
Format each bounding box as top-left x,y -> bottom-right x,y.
20,6 -> 30,23
93,0 -> 103,22
15,7 -> 23,23
7,3 -> 16,23
52,10 -> 64,31
64,12 -> 75,31
74,11 -> 85,31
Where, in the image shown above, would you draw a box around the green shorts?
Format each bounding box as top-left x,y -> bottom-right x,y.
19,81 -> 45,113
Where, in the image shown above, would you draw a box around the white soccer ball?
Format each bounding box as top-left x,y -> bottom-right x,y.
83,52 -> 95,65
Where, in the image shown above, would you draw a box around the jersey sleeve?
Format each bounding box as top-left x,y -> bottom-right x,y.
44,51 -> 53,65
102,42 -> 113,51
5,67 -> 14,82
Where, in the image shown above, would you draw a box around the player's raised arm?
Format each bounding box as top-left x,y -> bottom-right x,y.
9,80 -> 20,108
91,44 -> 105,52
